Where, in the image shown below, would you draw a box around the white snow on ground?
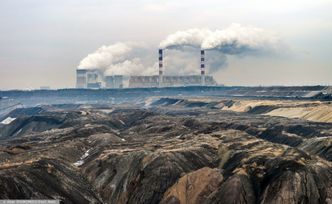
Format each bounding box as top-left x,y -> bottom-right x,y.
121,138 -> 126,141
15,128 -> 22,135
99,109 -> 114,113
74,149 -> 91,167
1,117 -> 16,125
144,98 -> 155,108
73,160 -> 84,166
119,120 -> 125,125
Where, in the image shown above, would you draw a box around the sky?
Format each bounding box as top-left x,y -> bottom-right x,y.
0,0 -> 331,89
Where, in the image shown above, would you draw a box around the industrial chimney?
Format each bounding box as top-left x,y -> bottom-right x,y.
200,50 -> 205,86
159,49 -> 163,87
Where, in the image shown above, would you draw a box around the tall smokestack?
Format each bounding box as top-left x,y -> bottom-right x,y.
200,50 -> 205,86
159,49 -> 163,87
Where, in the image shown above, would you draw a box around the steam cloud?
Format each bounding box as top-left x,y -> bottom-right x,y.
159,24 -> 283,73
160,23 -> 282,54
78,42 -> 156,76
78,24 -> 284,76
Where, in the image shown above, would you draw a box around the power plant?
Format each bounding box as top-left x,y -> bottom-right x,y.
76,69 -> 104,89
76,49 -> 217,89
129,75 -> 217,88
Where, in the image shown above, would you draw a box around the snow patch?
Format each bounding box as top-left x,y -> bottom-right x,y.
100,109 -> 114,113
73,160 -> 84,166
144,98 -> 155,108
119,120 -> 125,125
15,128 -> 22,135
1,117 -> 16,125
74,149 -> 91,167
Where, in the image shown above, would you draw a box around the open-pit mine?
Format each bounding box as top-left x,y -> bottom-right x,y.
0,86 -> 332,204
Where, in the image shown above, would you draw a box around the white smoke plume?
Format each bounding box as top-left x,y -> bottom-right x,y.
159,24 -> 284,73
163,49 -> 201,75
159,29 -> 213,49
78,24 -> 285,77
160,24 -> 282,54
78,42 -> 156,76
78,42 -> 205,76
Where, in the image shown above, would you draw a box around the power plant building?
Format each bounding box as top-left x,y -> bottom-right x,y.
76,69 -> 88,88
129,75 -> 217,88
76,49 -> 218,89
105,75 -> 124,88
76,69 -> 104,89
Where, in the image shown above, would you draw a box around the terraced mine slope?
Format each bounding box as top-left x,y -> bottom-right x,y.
0,96 -> 332,204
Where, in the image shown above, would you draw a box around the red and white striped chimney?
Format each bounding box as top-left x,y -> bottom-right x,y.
200,50 -> 205,86
158,49 -> 163,87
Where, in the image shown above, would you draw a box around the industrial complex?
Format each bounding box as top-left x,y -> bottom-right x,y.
76,49 -> 217,89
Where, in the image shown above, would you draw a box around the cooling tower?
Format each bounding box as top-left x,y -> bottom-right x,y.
76,69 -> 103,89
76,69 -> 87,88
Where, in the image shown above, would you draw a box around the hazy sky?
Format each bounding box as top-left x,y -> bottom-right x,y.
0,0 -> 331,89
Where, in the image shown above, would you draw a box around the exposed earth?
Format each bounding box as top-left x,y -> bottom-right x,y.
0,87 -> 332,204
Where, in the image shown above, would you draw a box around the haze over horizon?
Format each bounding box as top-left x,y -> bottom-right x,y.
0,0 -> 331,90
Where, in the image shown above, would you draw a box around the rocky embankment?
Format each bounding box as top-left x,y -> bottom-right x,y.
148,97 -> 332,123
0,98 -> 332,204
219,99 -> 332,123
